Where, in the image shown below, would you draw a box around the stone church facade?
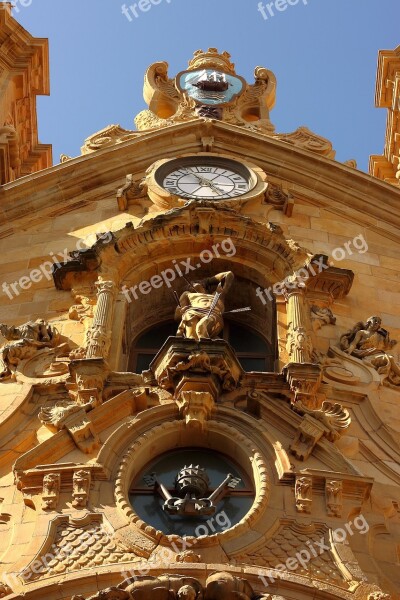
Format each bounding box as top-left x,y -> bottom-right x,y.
0,4 -> 399,599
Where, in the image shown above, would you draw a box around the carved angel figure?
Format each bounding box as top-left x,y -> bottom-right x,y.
175,272 -> 234,341
0,319 -> 59,380
340,316 -> 400,387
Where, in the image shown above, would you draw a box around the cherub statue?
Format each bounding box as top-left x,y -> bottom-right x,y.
0,319 -> 59,380
175,272 -> 234,341
340,316 -> 400,386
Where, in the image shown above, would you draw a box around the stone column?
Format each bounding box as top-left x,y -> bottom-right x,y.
86,280 -> 118,359
284,285 -> 313,363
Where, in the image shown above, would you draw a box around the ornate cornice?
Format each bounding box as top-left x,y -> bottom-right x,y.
1,120 -> 400,242
51,202 -> 310,290
369,45 -> 400,186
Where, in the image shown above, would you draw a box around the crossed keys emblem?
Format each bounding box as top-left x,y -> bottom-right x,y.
143,465 -> 241,517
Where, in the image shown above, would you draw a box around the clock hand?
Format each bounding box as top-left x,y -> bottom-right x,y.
184,168 -> 225,195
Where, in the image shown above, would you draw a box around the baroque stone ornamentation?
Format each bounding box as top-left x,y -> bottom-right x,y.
63,411 -> 100,454
290,415 -> 329,461
273,126 -> 336,159
340,315 -> 400,387
145,464 -> 240,517
77,572 -> 256,600
81,124 -> 141,155
295,475 -> 312,513
284,283 -> 314,364
150,337 -> 242,396
175,550 -> 201,563
72,469 -> 91,508
39,358 -> 108,450
116,173 -> 149,212
68,287 -> 96,357
294,401 -> 351,440
290,401 -> 351,461
86,280 -> 119,360
311,305 -> 336,331
68,358 -> 109,407
175,390 -> 215,429
235,522 -> 347,588
326,479 -> 343,517
115,420 -> 269,545
1,34 -> 399,600
131,50 -> 277,135
284,362 -> 323,409
22,515 -> 139,582
41,473 -> 60,511
264,182 -> 294,215
0,319 -> 60,380
39,401 -> 83,431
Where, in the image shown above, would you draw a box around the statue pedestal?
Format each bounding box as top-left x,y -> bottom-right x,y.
149,337 -> 243,397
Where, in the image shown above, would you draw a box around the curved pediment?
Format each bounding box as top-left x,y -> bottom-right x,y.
1,120 -> 400,246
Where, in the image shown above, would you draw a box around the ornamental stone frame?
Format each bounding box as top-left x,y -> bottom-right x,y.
53,204 -> 353,384
113,418 -> 271,551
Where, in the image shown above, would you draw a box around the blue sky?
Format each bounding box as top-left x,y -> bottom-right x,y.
6,0 -> 400,172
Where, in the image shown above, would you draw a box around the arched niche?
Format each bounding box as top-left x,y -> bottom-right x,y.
94,204 -> 309,371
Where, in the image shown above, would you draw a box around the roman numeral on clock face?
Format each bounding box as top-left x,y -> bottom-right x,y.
160,160 -> 252,200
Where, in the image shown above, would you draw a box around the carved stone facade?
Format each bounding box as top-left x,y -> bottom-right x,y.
0,4 -> 52,184
0,19 -> 398,600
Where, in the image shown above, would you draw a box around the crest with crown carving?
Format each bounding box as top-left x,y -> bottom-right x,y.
134,48 -> 276,134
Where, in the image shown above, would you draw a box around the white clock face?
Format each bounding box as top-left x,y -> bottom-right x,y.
162,164 -> 251,199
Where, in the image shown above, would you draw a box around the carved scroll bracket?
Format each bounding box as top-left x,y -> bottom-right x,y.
289,400 -> 351,461
283,362 -> 323,409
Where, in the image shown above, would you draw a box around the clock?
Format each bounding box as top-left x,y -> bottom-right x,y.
154,156 -> 256,201
145,154 -> 268,210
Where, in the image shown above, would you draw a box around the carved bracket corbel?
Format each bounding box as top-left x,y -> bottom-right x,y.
68,357 -> 110,407
326,479 -> 343,517
264,182 -> 294,216
116,173 -> 149,212
289,398 -> 351,461
42,473 -> 61,511
63,410 -> 100,454
15,464 -> 106,510
175,390 -> 215,430
290,414 -> 328,461
72,469 -> 91,508
284,362 -> 323,408
295,475 -> 312,513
